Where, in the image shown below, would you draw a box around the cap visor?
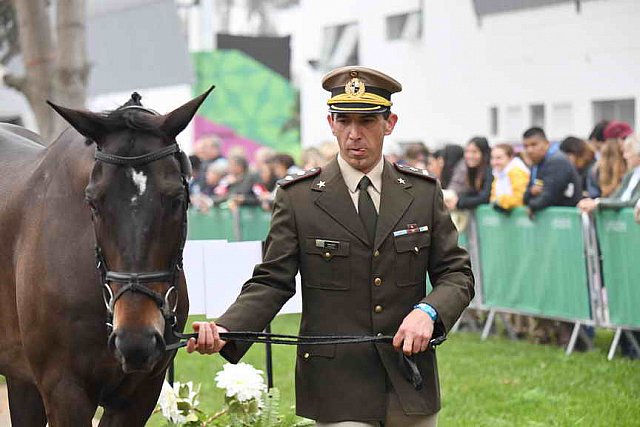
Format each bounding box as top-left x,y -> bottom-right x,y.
328,103 -> 389,114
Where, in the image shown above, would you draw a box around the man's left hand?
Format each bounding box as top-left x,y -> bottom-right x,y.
393,309 -> 434,356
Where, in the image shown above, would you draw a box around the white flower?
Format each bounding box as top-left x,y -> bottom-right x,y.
158,381 -> 186,424
214,362 -> 267,402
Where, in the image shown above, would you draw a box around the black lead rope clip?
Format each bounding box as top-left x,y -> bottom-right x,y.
168,330 -> 447,390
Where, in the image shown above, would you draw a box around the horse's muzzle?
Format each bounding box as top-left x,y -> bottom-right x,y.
108,327 -> 166,373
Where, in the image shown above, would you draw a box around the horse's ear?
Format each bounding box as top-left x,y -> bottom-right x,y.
47,101 -> 108,144
161,85 -> 215,139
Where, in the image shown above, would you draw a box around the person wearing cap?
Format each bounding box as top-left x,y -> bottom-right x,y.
186,66 -> 474,426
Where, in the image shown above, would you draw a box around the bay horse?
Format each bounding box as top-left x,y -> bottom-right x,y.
0,87 -> 213,426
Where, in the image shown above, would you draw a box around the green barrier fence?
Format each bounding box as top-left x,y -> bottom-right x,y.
475,205 -> 591,321
595,209 -> 640,328
188,207 -> 271,241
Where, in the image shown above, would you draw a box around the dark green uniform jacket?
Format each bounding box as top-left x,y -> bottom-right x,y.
218,158 -> 474,423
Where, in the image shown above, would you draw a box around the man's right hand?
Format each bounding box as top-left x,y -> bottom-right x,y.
185,321 -> 228,354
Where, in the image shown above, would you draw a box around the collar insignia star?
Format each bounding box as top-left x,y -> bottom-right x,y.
317,181 -> 326,188
397,178 -> 406,185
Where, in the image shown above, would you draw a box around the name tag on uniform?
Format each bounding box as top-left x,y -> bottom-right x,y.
393,225 -> 429,237
315,239 -> 340,250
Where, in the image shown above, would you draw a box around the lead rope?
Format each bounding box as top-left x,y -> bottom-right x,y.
168,330 -> 447,390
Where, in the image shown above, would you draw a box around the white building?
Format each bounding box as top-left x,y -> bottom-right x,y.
293,0 -> 640,148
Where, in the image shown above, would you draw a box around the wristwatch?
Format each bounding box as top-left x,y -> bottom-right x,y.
413,303 -> 438,321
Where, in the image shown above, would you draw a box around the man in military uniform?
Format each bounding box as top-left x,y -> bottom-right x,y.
187,66 -> 474,427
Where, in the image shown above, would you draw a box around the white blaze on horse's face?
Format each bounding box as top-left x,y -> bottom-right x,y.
129,168 -> 148,204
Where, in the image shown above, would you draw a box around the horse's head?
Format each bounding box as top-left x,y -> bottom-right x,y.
48,87 -> 213,373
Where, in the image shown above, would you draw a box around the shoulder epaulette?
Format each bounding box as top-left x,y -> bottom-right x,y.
394,163 -> 437,182
277,167 -> 322,188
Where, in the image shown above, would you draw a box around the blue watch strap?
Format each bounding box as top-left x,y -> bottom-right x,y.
414,303 -> 438,321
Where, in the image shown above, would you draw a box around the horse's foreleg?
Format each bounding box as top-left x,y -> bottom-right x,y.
99,371 -> 166,427
6,376 -> 47,427
40,375 -> 96,427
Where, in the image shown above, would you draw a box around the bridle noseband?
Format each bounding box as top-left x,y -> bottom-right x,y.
91,121 -> 190,336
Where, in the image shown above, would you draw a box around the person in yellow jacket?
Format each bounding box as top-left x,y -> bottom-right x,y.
490,143 -> 530,210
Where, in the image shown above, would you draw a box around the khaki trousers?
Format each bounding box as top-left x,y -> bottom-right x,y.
315,388 -> 438,427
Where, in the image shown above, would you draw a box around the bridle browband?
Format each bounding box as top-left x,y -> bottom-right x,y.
90,113 -> 190,338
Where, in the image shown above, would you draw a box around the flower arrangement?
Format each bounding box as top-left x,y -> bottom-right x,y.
156,363 -> 313,427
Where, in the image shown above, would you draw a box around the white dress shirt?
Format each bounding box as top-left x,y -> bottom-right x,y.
337,154 -> 384,214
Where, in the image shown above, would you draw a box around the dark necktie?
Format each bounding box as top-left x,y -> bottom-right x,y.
358,176 -> 378,244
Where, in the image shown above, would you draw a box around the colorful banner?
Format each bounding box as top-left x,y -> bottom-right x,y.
192,50 -> 300,162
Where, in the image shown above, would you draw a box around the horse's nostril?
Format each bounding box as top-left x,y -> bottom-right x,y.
112,329 -> 163,372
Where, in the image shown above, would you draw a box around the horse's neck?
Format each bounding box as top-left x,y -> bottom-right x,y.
37,127 -> 94,197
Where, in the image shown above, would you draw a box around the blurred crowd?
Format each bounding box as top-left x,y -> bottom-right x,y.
188,135 -> 339,212
187,121 -> 640,359
189,120 -> 640,223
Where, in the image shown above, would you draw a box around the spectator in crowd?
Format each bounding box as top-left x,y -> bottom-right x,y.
590,120 -> 633,198
445,137 -> 493,210
191,158 -> 229,211
300,146 -> 326,170
253,146 -> 276,173
523,127 -> 582,214
269,153 -> 300,180
490,143 -> 530,211
318,140 -> 339,162
587,120 -> 609,158
595,138 -> 627,198
559,136 -> 599,198
193,134 -> 225,189
577,134 -> 640,214
427,144 -> 464,190
223,155 -> 259,208
403,143 -> 429,170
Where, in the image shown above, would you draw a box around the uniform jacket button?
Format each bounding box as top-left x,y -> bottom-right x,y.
324,252 -> 331,259
303,352 -> 310,360
374,250 -> 380,257
374,305 -> 383,313
374,277 -> 382,286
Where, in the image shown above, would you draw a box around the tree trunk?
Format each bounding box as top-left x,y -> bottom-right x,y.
53,0 -> 88,136
5,0 -> 88,144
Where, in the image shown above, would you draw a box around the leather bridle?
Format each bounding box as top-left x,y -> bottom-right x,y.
90,111 -> 190,337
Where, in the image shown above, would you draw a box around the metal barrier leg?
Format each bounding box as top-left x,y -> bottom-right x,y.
565,322 -> 581,356
607,328 -> 622,361
481,309 -> 496,341
497,312 -> 517,341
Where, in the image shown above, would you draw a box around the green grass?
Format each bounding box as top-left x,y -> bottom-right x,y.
145,314 -> 639,426
2,315 -> 636,425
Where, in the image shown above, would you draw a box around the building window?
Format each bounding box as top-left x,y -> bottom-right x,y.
505,105 -> 524,140
319,22 -> 359,70
386,10 -> 422,41
530,104 -> 545,128
550,103 -> 573,137
489,106 -> 499,136
592,98 -> 635,128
